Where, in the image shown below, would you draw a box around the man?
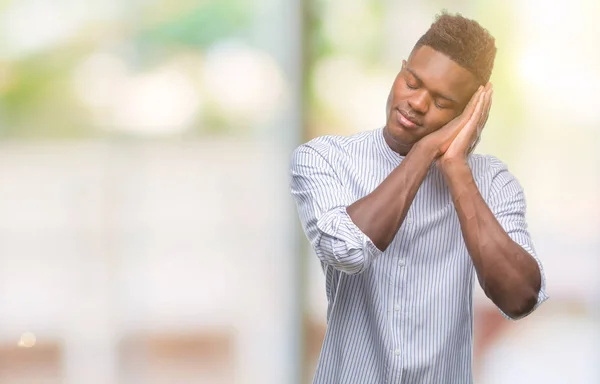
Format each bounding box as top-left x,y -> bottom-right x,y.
290,11 -> 548,384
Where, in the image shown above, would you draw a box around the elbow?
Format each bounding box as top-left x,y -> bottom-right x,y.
503,290 -> 539,320
506,273 -> 542,319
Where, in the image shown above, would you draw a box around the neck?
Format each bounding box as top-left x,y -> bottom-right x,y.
383,126 -> 412,156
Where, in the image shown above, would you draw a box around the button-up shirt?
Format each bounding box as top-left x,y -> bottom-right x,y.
290,127 -> 548,383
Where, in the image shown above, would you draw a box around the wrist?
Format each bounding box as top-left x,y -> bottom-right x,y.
438,156 -> 470,175
412,140 -> 441,161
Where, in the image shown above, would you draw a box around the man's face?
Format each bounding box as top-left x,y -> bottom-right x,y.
385,45 -> 481,150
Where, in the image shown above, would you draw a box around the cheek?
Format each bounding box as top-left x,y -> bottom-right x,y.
391,77 -> 408,100
386,88 -> 394,113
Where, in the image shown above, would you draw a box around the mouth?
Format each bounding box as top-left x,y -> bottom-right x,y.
396,109 -> 420,130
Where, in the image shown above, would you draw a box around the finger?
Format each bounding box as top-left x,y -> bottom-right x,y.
479,89 -> 493,130
478,91 -> 491,128
477,82 -> 492,124
467,89 -> 486,128
474,86 -> 492,130
461,86 -> 484,122
468,133 -> 481,155
469,88 -> 492,154
468,86 -> 484,109
446,90 -> 485,155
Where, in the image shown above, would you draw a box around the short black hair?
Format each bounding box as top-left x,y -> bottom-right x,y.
414,11 -> 496,84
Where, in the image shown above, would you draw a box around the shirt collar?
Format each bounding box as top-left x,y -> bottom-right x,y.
374,126 -> 405,165
374,126 -> 438,171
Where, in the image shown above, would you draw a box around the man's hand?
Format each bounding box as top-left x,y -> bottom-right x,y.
441,83 -> 493,164
416,83 -> 492,161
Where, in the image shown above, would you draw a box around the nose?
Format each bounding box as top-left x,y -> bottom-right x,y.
407,89 -> 429,115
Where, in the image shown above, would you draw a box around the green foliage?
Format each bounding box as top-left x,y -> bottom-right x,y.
136,0 -> 253,49
0,48 -> 91,138
0,0 -> 255,139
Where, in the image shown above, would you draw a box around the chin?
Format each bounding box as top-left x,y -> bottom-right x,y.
386,121 -> 420,146
382,127 -> 415,156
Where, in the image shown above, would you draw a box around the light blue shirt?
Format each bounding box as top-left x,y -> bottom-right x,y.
290,127 -> 548,383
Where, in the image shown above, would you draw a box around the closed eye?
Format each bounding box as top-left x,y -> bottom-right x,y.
405,75 -> 419,90
434,100 -> 449,109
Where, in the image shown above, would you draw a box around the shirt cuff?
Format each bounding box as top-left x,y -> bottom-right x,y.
315,207 -> 383,273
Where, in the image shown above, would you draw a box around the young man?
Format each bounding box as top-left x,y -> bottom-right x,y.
290,12 -> 548,383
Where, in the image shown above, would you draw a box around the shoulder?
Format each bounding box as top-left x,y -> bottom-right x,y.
469,154 -> 509,177
469,154 -> 525,197
291,129 -> 376,165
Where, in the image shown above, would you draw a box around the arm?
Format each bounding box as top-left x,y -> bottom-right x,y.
290,141 -> 435,274
346,140 -> 437,251
344,86 -> 486,251
290,143 -> 380,275
440,84 -> 547,319
290,87 -> 487,274
440,159 -> 546,319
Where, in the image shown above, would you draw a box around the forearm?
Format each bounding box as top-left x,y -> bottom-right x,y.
440,160 -> 541,317
347,141 -> 438,251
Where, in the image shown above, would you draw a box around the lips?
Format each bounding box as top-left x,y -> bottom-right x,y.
396,109 -> 420,129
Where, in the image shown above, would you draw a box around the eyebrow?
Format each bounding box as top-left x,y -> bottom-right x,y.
406,66 -> 458,104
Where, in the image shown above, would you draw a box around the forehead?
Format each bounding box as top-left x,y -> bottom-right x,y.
407,45 -> 479,103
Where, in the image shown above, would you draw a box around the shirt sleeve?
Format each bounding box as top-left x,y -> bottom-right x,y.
289,143 -> 383,275
487,158 -> 549,320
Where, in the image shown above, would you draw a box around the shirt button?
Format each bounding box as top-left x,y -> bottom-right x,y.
394,348 -> 401,356
394,304 -> 401,311
398,259 -> 405,266
405,217 -> 412,224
